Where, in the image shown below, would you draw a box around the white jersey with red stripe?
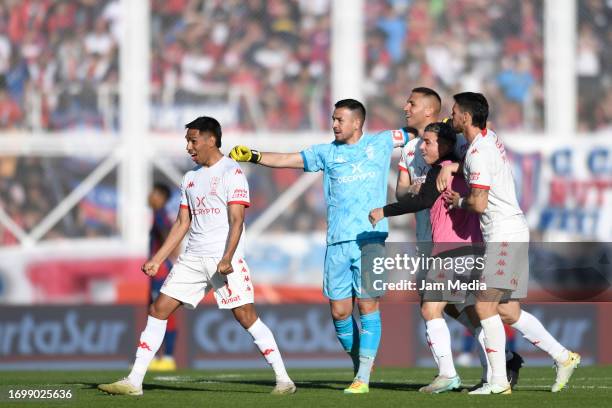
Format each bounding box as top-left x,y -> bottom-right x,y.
398,134 -> 468,182
463,128 -> 527,239
179,156 -> 250,258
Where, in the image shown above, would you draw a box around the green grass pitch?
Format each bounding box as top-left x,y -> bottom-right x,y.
1,366 -> 611,407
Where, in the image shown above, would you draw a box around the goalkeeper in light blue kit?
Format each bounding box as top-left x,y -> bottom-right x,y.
230,99 -> 411,394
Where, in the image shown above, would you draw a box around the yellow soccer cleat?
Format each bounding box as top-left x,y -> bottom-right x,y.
150,356 -> 176,372
343,379 -> 369,394
552,351 -> 581,392
98,378 -> 143,396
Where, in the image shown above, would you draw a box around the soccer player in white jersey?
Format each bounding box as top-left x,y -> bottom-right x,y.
443,92 -> 580,394
396,88 -> 524,392
98,117 -> 295,396
396,87 -> 468,241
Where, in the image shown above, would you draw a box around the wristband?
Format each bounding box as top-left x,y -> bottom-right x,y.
457,197 -> 465,209
250,149 -> 262,163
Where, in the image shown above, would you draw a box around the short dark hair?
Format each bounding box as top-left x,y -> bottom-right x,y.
412,87 -> 442,107
185,116 -> 222,147
334,99 -> 366,124
153,182 -> 171,201
424,121 -> 456,148
453,92 -> 489,129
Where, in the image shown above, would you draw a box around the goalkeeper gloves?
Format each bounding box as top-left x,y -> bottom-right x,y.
229,145 -> 262,163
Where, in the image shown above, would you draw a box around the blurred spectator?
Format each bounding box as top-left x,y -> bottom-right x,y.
1,0 -> 119,132
150,0 -> 331,132
364,0 -> 545,132
577,0 -> 612,132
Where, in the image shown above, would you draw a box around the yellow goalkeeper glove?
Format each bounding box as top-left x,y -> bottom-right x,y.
229,145 -> 262,163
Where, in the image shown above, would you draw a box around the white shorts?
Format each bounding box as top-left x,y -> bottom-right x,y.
481,228 -> 530,299
160,254 -> 255,309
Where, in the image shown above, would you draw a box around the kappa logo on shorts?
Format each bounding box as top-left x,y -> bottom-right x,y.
262,348 -> 275,356
138,341 -> 152,351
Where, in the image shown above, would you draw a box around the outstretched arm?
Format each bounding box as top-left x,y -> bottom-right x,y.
230,145 -> 304,169
369,168 -> 440,226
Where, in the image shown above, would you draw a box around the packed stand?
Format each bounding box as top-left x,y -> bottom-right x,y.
364,0 -> 544,131
577,0 -> 612,132
150,0 -> 331,132
0,0 -> 120,132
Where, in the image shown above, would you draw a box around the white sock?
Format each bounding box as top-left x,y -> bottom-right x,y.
475,326 -> 491,382
426,318 -> 457,378
425,331 -> 439,367
480,314 -> 507,386
128,315 -> 167,387
248,318 -> 291,383
511,310 -> 569,363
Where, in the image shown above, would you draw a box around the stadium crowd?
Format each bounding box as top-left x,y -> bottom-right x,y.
577,0 -> 612,132
0,0 -> 120,131
150,0 -> 331,132
364,0 -> 545,131
1,0 -> 609,244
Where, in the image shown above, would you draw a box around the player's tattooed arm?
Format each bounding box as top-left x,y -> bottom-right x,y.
444,186 -> 488,214
143,206 -> 191,276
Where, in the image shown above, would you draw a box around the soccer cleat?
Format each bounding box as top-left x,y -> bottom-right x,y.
468,382 -> 511,395
506,351 -> 524,388
551,351 -> 581,392
149,356 -> 176,371
98,378 -> 143,396
343,379 -> 369,394
419,375 -> 461,394
271,381 -> 296,395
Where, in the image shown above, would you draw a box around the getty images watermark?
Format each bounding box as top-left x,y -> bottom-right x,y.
360,242 -> 612,302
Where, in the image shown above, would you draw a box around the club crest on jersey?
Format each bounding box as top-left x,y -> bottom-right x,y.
209,176 -> 220,195
365,145 -> 375,160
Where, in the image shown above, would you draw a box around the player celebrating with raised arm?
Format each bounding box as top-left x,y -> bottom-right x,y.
98,117 -> 295,396
443,92 -> 580,394
230,99 -> 411,394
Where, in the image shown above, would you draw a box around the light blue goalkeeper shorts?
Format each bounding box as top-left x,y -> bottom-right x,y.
323,239 -> 385,300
